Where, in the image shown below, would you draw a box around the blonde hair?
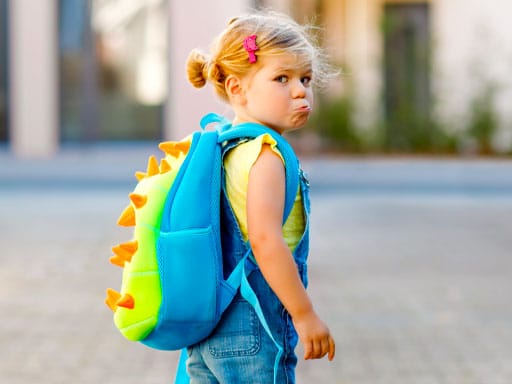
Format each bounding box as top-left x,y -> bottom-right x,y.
186,11 -> 334,102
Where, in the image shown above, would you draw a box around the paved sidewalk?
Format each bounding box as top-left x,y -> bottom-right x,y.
1,148 -> 512,383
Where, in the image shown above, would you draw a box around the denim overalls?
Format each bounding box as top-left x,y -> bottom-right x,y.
186,137 -> 311,384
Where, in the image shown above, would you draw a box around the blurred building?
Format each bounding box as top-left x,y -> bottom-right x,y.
1,0 -> 511,157
307,0 -> 512,153
1,0 -> 250,157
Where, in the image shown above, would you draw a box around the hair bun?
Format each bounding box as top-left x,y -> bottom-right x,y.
186,50 -> 209,88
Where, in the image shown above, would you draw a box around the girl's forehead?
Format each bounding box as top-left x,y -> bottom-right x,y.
261,53 -> 313,72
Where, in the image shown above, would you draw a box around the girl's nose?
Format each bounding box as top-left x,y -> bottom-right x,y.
291,80 -> 306,98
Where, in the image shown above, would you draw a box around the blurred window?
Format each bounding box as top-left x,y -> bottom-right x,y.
0,0 -> 8,142
59,0 -> 168,142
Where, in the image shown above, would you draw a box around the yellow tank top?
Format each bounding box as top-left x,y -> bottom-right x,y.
223,134 -> 305,251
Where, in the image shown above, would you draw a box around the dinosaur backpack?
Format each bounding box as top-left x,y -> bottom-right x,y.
105,113 -> 300,356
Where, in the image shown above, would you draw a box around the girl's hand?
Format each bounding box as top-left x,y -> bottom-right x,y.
292,310 -> 336,361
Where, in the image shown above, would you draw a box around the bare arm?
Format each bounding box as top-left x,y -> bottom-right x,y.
247,144 -> 335,361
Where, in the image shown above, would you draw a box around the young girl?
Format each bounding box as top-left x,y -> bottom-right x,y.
185,11 -> 335,383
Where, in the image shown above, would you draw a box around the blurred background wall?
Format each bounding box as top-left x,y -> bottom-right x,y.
0,0 -> 511,158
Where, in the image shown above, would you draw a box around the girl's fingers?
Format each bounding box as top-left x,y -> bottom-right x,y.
308,337 -> 333,359
303,340 -> 313,360
310,336 -> 335,360
328,336 -> 336,361
320,338 -> 331,358
311,339 -> 322,358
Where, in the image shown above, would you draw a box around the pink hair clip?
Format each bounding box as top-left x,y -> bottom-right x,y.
243,35 -> 259,64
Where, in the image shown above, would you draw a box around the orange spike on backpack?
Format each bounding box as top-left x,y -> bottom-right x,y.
105,288 -> 122,312
117,205 -> 136,227
110,240 -> 138,267
159,140 -> 191,157
176,141 -> 191,154
111,242 -> 137,259
135,171 -> 146,181
129,193 -> 147,209
160,159 -> 172,173
158,141 -> 180,157
109,254 -> 126,268
146,155 -> 159,176
119,240 -> 138,253
117,294 -> 135,309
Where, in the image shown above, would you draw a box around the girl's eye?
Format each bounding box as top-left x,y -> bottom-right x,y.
275,75 -> 288,83
301,76 -> 312,86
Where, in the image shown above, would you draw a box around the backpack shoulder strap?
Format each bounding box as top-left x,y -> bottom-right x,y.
200,112 -> 231,130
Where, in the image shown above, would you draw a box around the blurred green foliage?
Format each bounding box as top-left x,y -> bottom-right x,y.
467,85 -> 498,155
305,88 -> 503,155
380,100 -> 458,154
305,96 -> 363,153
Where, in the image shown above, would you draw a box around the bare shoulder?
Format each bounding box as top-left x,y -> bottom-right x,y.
252,143 -> 284,175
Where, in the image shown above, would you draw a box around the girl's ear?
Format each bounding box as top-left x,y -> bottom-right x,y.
225,74 -> 246,105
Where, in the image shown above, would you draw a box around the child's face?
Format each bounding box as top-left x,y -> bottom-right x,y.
237,53 -> 314,133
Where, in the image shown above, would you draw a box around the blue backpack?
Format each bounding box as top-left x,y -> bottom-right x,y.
106,113 -> 300,383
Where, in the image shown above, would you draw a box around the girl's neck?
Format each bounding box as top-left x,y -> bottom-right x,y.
232,115 -> 283,135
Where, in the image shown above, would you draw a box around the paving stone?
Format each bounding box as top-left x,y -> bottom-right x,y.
1,153 -> 512,383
